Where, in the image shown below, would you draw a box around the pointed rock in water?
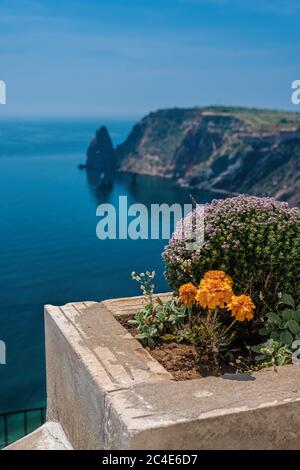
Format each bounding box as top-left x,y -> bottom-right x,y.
86,126 -> 116,176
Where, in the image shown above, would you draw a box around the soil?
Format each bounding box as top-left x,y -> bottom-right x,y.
118,316 -> 234,380
149,342 -> 201,380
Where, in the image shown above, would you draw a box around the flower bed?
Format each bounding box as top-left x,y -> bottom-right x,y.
125,196 -> 300,376
44,298 -> 300,450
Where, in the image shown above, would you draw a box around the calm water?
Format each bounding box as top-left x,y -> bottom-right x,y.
0,119 -> 218,413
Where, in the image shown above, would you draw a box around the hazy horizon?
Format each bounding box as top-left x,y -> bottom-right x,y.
1,103 -> 300,122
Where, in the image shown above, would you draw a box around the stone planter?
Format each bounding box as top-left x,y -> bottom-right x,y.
44,294 -> 300,450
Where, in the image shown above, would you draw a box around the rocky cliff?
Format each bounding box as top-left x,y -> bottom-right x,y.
88,107 -> 300,206
84,126 -> 116,187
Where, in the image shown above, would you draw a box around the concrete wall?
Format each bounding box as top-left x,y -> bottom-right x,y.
44,297 -> 300,450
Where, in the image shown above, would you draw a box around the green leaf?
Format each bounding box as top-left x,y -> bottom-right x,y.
255,354 -> 266,362
270,330 -> 280,341
276,356 -> 286,366
286,320 -> 300,336
265,338 -> 277,348
282,309 -> 295,322
292,311 -> 300,322
259,327 -> 270,336
266,312 -> 282,325
280,330 -> 293,346
251,345 -> 263,353
281,294 -> 295,309
135,333 -> 146,340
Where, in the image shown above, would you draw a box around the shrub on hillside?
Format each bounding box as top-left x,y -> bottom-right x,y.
163,196 -> 300,314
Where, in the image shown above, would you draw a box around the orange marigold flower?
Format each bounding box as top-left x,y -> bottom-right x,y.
195,277 -> 233,309
227,294 -> 255,322
203,270 -> 233,287
179,283 -> 198,307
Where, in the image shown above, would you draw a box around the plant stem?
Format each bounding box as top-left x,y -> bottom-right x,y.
188,305 -> 193,328
223,318 -> 237,335
213,307 -> 219,321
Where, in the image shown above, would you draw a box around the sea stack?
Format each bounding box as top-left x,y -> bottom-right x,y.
85,126 -> 116,187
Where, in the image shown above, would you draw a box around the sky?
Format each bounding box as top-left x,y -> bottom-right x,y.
0,0 -> 299,118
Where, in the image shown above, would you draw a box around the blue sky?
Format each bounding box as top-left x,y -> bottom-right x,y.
0,0 -> 299,118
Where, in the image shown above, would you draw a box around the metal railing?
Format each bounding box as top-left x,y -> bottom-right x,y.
0,407 -> 46,449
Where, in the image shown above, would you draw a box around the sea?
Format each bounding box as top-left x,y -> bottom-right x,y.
0,118 -> 219,416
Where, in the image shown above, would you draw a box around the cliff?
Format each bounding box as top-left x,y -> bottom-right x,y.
84,126 -> 116,187
89,107 -> 300,205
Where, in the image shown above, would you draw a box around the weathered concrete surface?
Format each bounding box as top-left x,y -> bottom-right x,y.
103,293 -> 172,318
44,295 -> 300,450
114,367 -> 300,450
45,300 -> 171,450
4,422 -> 72,450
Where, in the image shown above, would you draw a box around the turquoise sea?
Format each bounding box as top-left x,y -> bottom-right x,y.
0,118 -> 219,414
